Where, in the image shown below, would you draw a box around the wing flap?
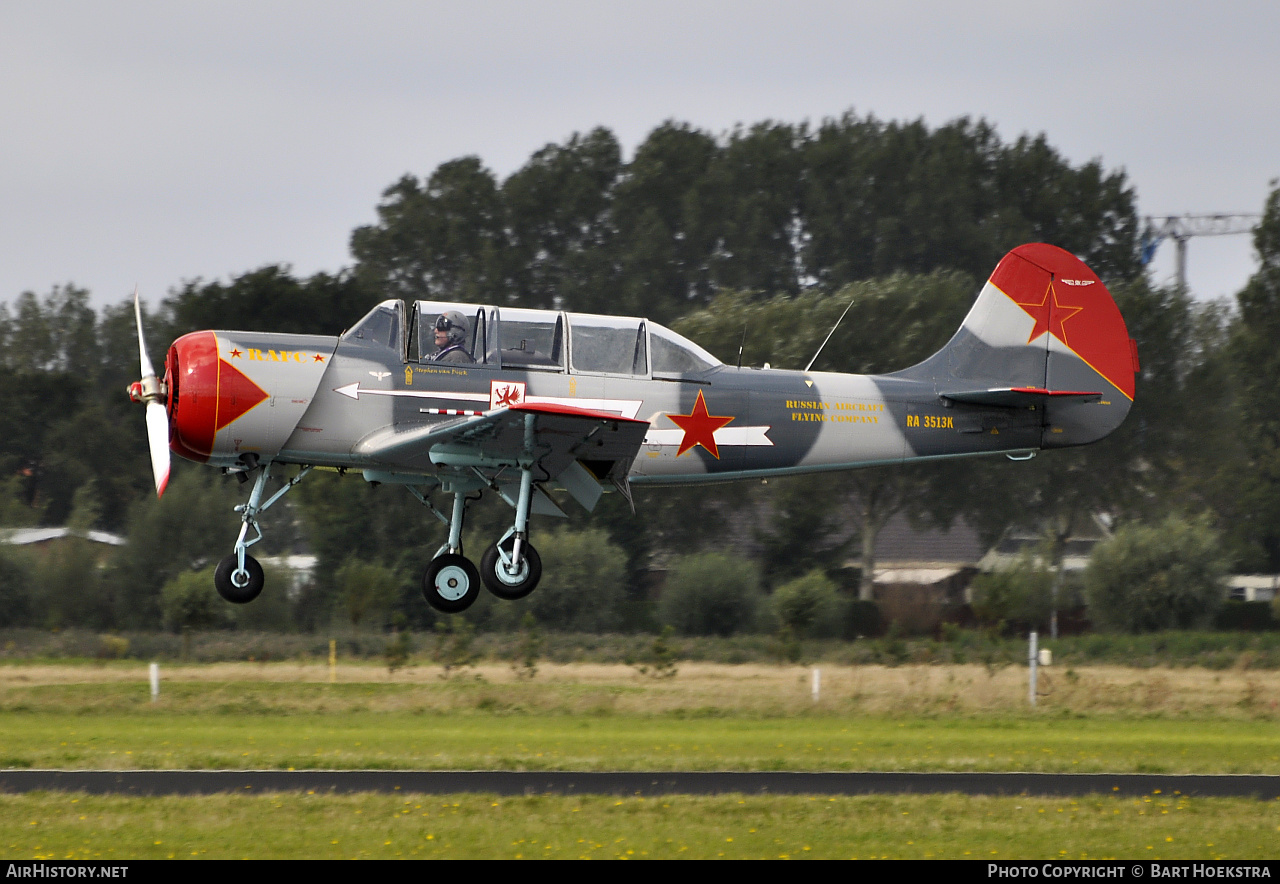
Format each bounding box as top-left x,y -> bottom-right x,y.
353,401 -> 651,495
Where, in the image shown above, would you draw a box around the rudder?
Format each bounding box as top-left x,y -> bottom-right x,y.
894,243 -> 1137,448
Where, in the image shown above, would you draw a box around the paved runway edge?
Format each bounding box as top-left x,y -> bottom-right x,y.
2,770 -> 1279,799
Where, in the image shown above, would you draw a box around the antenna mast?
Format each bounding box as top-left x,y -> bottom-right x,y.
804,296 -> 857,373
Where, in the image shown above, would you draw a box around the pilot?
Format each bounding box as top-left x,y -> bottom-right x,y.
430,311 -> 474,364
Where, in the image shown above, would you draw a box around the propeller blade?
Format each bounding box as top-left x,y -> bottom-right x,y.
132,286 -> 170,497
146,400 -> 171,497
133,286 -> 155,380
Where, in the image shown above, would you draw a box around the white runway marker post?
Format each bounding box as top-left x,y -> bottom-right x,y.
149,662 -> 159,702
1028,632 -> 1038,707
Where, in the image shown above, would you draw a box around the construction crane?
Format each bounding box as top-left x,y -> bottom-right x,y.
1141,213 -> 1260,293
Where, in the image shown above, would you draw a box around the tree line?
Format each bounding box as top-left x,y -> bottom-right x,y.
0,111 -> 1276,636
351,113 -> 1141,321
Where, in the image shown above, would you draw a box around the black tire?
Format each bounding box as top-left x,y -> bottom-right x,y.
214,553 -> 264,604
422,554 -> 481,613
480,538 -> 542,600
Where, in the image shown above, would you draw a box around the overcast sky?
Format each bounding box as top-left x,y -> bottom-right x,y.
3,1 -> 1276,314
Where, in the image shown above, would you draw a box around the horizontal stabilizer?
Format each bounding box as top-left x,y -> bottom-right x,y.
941,387 -> 1102,408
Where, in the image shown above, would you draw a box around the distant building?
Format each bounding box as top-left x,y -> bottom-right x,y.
977,529 -> 1110,578
870,511 -> 985,607
257,554 -> 318,596
1224,576 -> 1278,603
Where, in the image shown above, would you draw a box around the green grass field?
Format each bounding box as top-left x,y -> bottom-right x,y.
3,792 -> 1278,860
3,709 -> 1279,774
1,661 -> 1278,859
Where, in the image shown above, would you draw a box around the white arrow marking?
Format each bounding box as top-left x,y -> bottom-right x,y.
333,383 -> 489,402
333,383 -> 645,420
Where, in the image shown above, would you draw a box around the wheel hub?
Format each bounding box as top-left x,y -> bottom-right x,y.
435,564 -> 471,601
497,558 -> 529,585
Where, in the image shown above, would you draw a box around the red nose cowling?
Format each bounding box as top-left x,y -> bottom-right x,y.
166,331 -> 219,462
165,331 -> 273,464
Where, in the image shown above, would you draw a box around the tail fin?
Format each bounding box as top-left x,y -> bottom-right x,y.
895,243 -> 1138,448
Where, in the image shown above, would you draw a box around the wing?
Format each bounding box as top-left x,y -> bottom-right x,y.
353,402 -> 650,513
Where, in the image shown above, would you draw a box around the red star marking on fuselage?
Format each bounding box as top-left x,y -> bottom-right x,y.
313,354 -> 325,362
667,389 -> 735,459
1014,281 -> 1084,347
229,348 -> 243,358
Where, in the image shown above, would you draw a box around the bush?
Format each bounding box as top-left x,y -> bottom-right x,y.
1084,515 -> 1228,633
97,634 -> 130,659
28,538 -> 115,630
115,468 -> 248,629
969,552 -> 1055,631
527,528 -> 629,633
657,551 -> 762,636
0,548 -> 31,627
335,558 -> 401,629
160,568 -> 231,633
1214,601 -> 1278,632
771,570 -> 843,638
230,562 -> 297,632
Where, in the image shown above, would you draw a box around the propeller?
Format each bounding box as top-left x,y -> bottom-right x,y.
128,287 -> 171,497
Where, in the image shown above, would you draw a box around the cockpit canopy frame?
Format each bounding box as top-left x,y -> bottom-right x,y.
344,300 -> 720,379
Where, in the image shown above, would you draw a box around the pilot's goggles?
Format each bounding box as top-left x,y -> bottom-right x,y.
434,316 -> 455,332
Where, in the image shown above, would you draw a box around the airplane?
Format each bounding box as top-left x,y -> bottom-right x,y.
128,243 -> 1138,613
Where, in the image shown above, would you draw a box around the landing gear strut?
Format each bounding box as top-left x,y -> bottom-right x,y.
213,462 -> 311,604
412,459 -> 544,613
480,468 -> 541,599
415,489 -> 482,613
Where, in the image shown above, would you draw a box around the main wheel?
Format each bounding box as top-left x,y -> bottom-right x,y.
422,554 -> 480,613
214,553 -> 264,604
480,538 -> 542,600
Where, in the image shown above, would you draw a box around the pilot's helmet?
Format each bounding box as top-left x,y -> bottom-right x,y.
435,311 -> 469,346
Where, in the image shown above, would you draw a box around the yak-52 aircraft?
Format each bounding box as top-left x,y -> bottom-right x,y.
129,243 -> 1138,613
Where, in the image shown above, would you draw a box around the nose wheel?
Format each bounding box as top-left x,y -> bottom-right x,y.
214,554 -> 264,604
422,553 -> 481,613
214,462 -> 311,605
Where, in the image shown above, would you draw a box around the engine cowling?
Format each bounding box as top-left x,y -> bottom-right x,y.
164,331 -> 236,463
164,331 -> 335,466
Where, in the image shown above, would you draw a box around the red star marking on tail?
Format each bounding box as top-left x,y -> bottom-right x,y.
1014,281 -> 1084,347
668,389 -> 735,458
